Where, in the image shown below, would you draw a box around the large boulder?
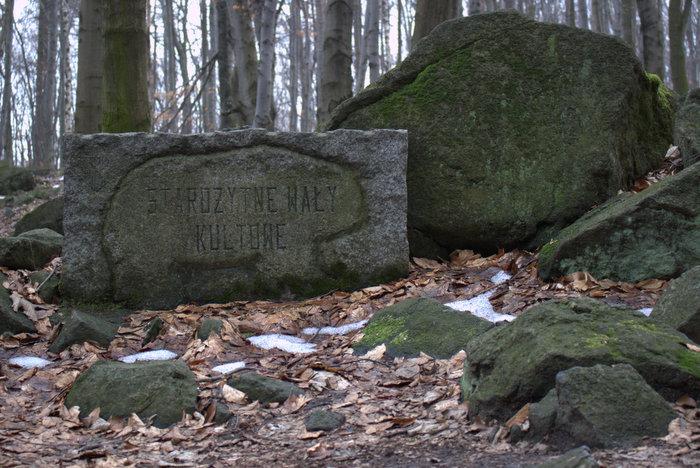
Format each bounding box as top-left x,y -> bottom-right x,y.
652,266 -> 700,343
353,298 -> 492,358
324,11 -> 673,257
14,197 -> 64,236
64,360 -> 197,427
0,272 -> 35,335
675,88 -> 700,167
461,298 -> 700,420
0,229 -> 63,270
538,161 -> 700,282
0,162 -> 35,195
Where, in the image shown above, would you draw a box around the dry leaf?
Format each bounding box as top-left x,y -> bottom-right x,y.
362,344 -> 386,360
221,384 -> 247,404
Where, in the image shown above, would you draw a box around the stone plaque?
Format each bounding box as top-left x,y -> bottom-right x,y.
62,130 -> 408,308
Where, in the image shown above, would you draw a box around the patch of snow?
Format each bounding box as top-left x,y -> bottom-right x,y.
248,334 -> 316,354
52,184 -> 60,189
8,356 -> 51,369
0,195 -> 5,200
302,319 -> 368,336
638,307 -> 653,317
445,291 -> 516,323
490,270 -> 512,285
119,349 -> 177,363
212,361 -> 246,374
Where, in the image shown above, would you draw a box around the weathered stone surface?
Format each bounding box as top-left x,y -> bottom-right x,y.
14,197 -> 64,235
228,372 -> 303,404
304,410 -> 346,431
676,88 -> 700,167
324,11 -> 673,257
539,162 -> 700,282
353,297 -> 492,358
0,273 -> 35,334
65,360 -> 197,427
533,446 -> 597,468
0,162 -> 35,195
652,266 -> 700,343
461,298 -> 700,421
0,229 -> 63,270
49,309 -> 120,353
62,130 -> 408,308
197,318 -> 222,341
28,270 -> 60,303
552,364 -> 675,448
142,317 -> 164,345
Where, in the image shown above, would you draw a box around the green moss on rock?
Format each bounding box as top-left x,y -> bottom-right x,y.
14,197 -> 64,236
353,297 -> 492,358
651,266 -> 700,343
0,229 -> 63,270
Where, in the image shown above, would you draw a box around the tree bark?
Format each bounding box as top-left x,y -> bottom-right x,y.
201,0 -> 216,131
591,0 -> 604,31
300,0 -> 313,131
57,0 -> 73,147
230,0 -> 258,127
161,0 -> 178,131
578,0 -> 589,29
621,0 -> 636,46
215,0 -> 233,128
669,0 -> 693,94
0,0 -> 14,163
174,1 -> 192,133
75,0 -> 103,134
289,0 -> 301,130
101,0 -> 151,132
313,0 -> 325,122
565,0 -> 576,26
253,0 -> 276,129
366,0 -> 379,83
413,0 -> 461,46
353,0 -> 365,92
637,0 -> 665,79
317,0 -> 353,127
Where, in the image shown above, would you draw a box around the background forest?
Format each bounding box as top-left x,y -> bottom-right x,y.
0,0 -> 697,170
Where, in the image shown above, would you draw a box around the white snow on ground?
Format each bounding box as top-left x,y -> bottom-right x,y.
445,291 -> 516,323
119,349 -> 177,363
248,334 -> 316,354
212,361 -> 246,374
302,320 -> 368,336
638,308 -> 653,317
490,270 -> 512,285
52,184 -> 60,189
8,356 -> 51,369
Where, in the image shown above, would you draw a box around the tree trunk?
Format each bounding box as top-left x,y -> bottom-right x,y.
591,0 -> 603,31
317,0 -> 353,126
468,0 -> 484,15
32,0 -> 59,170
566,0 -> 576,26
366,0 -> 380,83
637,0 -> 665,79
300,0 -> 313,131
174,2 -> 192,133
353,0 -> 364,92
57,0 -> 72,150
75,0 -> 104,134
621,0 -> 636,46
0,0 -> 14,163
413,0 -> 461,46
201,0 -> 216,131
161,0 -> 178,131
289,0 -> 301,131
101,0 -> 151,132
314,0 -> 325,122
253,0 -> 276,129
578,0 -> 589,29
215,0 -> 233,128
230,0 -> 258,127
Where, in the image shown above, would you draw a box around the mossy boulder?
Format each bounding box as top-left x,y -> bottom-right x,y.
549,364 -> 675,448
197,318 -> 223,341
324,11 -> 673,257
538,162 -> 700,282
304,409 -> 346,431
652,266 -> 700,343
461,298 -> 700,421
0,162 -> 35,195
28,270 -> 60,303
0,229 -> 63,270
675,88 -> 700,167
228,372 -> 303,404
65,360 -> 197,427
0,272 -> 35,334
49,309 -> 121,353
353,298 -> 492,358
14,197 -> 64,236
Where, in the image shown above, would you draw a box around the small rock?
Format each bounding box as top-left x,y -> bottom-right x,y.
0,163 -> 34,195
29,270 -> 60,303
228,372 -> 303,404
651,266 -> 700,343
0,272 -> 35,334
13,197 -> 64,235
65,360 -> 197,428
304,409 -> 346,431
533,446 -> 598,468
553,364 -> 675,448
142,317 -> 164,345
197,318 -> 223,341
214,402 -> 234,424
675,88 -> 700,167
353,298 -> 492,358
49,309 -> 120,353
0,229 -> 63,270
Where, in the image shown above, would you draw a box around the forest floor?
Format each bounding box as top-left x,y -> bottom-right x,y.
1,153 -> 699,467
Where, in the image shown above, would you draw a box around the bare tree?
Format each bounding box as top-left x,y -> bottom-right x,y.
230,0 -> 258,126
353,0 -> 365,92
0,0 -> 14,163
366,0 -> 379,82
101,0 -> 151,132
215,0 -> 233,128
254,0 -> 276,129
637,0 -> 665,79
565,0 -> 576,26
75,0 -> 103,134
413,0 -> 461,46
200,0 -> 216,131
621,0 -> 636,46
289,0 -> 301,130
578,0 -> 589,29
669,0 -> 693,94
300,0 -> 314,130
57,0 -> 74,144
317,0 -> 353,126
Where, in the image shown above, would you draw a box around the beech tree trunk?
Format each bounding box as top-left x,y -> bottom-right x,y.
0,0 -> 14,163
366,0 -> 380,83
413,0 -> 461,47
669,0 -> 693,94
57,0 -> 73,143
300,0 -> 313,131
101,0 -> 151,132
230,0 -> 258,127
578,0 -> 589,29
253,0 -> 276,129
200,0 -> 216,131
161,0 -> 178,131
637,0 -> 665,79
216,0 -> 233,128
75,0 -> 104,134
621,0 -> 636,46
566,0 -> 576,26
317,0 -> 353,126
353,0 -> 365,92
289,0 -> 301,130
